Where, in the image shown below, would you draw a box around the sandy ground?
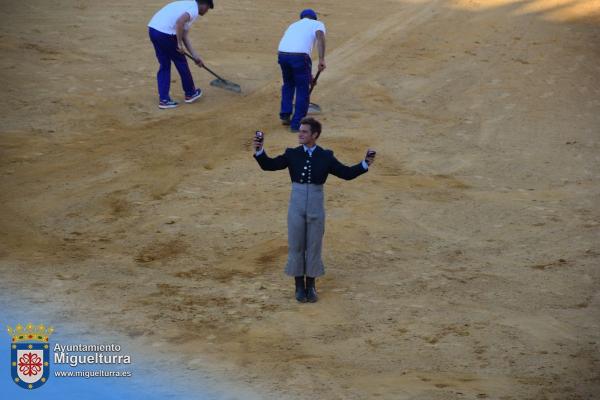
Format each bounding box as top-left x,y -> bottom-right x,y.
1,0 -> 600,398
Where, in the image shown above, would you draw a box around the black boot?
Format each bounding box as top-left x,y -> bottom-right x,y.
295,276 -> 307,303
306,277 -> 318,303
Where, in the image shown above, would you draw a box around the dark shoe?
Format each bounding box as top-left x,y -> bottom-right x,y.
185,88 -> 203,103
295,276 -> 307,303
158,99 -> 178,109
295,287 -> 307,303
306,286 -> 318,303
281,116 -> 291,126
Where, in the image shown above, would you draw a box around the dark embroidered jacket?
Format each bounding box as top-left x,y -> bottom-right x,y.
254,145 -> 367,184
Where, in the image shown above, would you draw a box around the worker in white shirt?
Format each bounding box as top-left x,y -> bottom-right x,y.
148,0 -> 214,109
277,9 -> 326,132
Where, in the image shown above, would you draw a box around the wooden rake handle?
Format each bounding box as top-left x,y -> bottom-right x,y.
309,70 -> 322,95
182,51 -> 227,82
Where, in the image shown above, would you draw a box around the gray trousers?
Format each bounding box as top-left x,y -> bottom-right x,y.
285,183 -> 326,277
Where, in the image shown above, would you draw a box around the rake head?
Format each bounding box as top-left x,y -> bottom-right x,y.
308,102 -> 322,114
210,78 -> 242,93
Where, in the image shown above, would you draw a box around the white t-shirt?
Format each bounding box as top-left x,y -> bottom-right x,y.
148,1 -> 199,35
278,18 -> 326,56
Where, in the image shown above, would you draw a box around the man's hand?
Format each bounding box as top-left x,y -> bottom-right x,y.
177,42 -> 186,54
192,53 -> 204,67
365,149 -> 376,166
318,59 -> 326,72
253,133 -> 264,152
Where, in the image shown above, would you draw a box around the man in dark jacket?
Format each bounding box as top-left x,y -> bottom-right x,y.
253,118 -> 376,303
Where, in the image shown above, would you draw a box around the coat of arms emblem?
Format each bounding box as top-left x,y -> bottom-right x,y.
7,323 -> 54,390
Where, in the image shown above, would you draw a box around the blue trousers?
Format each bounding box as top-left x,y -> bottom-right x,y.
278,53 -> 312,130
149,27 -> 196,101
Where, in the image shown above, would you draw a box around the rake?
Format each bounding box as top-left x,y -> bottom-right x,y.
308,70 -> 322,114
183,52 -> 241,93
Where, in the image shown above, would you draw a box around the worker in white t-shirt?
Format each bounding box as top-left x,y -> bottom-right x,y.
277,9 -> 326,131
148,0 -> 214,109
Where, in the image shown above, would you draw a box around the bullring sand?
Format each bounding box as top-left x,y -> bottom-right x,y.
1,0 -> 599,399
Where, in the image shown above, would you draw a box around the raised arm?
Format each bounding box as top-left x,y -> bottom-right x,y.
254,150 -> 289,171
252,132 -> 289,171
328,151 -> 368,180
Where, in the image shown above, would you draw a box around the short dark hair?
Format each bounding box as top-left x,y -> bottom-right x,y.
300,117 -> 322,138
197,0 -> 214,9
